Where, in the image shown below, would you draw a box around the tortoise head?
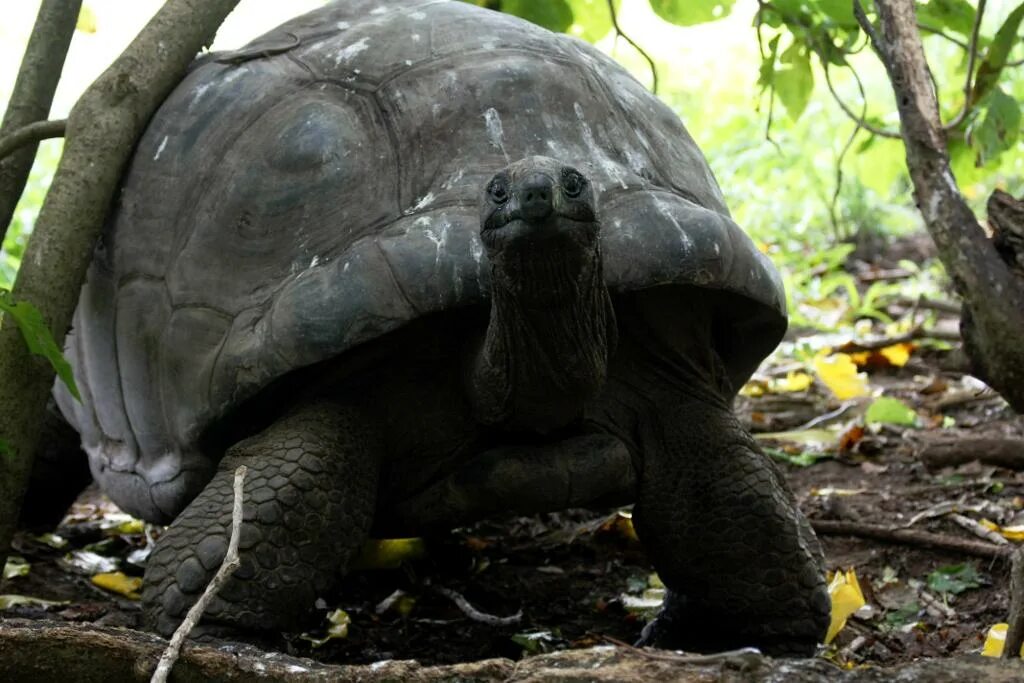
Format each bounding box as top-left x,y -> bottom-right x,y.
470,156 -> 614,432
478,156 -> 600,302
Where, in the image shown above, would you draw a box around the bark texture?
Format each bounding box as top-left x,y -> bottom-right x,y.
1,620 -> 1023,682
0,0 -> 241,561
0,0 -> 80,240
865,0 -> 1024,412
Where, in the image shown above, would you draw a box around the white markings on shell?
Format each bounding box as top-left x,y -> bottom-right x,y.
483,108 -> 509,163
153,136 -> 169,161
334,37 -> 370,66
336,21 -> 350,30
652,195 -> 693,252
410,11 -> 426,19
411,192 -> 435,213
443,168 -> 465,190
309,255 -> 321,268
412,33 -> 422,42
370,6 -> 388,14
574,102 -> 627,190
190,82 -> 214,111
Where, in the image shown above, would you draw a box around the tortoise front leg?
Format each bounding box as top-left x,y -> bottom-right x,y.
143,400 -> 379,636
625,389 -> 830,656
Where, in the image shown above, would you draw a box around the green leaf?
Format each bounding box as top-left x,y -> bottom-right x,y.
811,0 -> 858,28
865,396 -> 918,427
967,87 -> 1021,167
774,44 -> 814,121
503,0 -> 574,32
649,0 -> 735,26
917,0 -> 976,37
566,0 -> 619,42
926,563 -> 981,596
758,35 -> 781,91
764,447 -> 832,467
972,1 -> 1024,106
0,290 -> 79,401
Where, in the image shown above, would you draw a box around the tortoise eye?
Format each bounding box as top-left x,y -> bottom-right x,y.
488,177 -> 509,204
561,169 -> 585,198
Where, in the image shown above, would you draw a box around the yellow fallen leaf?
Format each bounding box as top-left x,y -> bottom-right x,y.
825,568 -> 866,644
302,608 -> 352,647
774,371 -> 813,393
350,538 -> 426,570
739,380 -> 766,397
879,343 -> 913,367
77,5 -> 97,33
982,623 -> 1024,657
813,351 -> 870,400
91,571 -> 142,600
979,519 -> 1024,542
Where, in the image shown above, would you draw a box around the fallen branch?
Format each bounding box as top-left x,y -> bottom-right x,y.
917,438 -> 1024,470
434,586 -> 522,626
811,519 -> 1012,560
150,465 -> 246,683
598,634 -> 764,668
0,119 -> 66,162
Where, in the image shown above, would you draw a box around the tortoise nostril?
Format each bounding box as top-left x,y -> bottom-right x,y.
518,174 -> 554,220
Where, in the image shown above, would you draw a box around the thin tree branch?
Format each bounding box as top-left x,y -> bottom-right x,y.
943,0 -> 986,130
0,119 -> 66,162
606,0 -> 658,94
151,465 -> 247,683
822,62 -> 901,138
918,23 -> 969,49
0,0 -> 80,242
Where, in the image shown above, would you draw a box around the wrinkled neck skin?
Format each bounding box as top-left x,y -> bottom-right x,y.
469,241 -> 616,433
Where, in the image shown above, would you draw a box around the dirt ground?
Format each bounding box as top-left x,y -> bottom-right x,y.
3,238 -> 1024,671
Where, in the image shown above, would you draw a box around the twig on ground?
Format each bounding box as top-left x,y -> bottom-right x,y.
895,296 -> 961,315
949,513 -> 1008,545
0,119 -> 66,161
931,388 -> 1000,410
150,465 -> 247,683
811,519 -> 1012,560
795,401 -> 856,431
917,438 -> 1024,471
434,586 -> 522,626
1004,547 -> 1024,659
596,633 -> 764,668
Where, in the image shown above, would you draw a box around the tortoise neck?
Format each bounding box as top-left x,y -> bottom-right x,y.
468,249 -> 616,432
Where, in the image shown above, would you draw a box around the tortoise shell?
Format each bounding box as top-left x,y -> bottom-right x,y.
56,0 -> 785,520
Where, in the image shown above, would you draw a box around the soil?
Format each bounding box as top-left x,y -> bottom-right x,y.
3,242 -> 1023,671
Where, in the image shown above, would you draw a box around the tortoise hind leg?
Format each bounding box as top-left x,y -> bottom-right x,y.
142,400 -> 379,636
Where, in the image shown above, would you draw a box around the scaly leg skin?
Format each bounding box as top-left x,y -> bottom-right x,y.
142,400 -> 379,637
630,388 -> 830,656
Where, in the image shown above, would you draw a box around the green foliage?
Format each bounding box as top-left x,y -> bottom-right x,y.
0,290 -> 79,401
775,43 -> 814,121
971,1 -> 1024,105
649,0 -> 734,26
503,0 -> 574,32
968,86 -> 1021,166
926,563 -> 982,596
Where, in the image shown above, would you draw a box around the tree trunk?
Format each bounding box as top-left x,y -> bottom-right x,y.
0,0 -> 80,241
0,0 -> 241,562
864,0 -> 1024,412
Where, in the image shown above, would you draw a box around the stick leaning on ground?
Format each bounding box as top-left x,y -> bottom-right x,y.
150,465 -> 247,683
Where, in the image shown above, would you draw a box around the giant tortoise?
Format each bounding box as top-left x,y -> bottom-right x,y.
55,0 -> 830,655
